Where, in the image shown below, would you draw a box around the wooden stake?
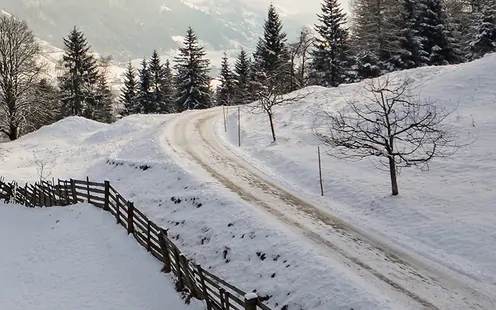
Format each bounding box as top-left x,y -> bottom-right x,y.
104,180 -> 110,211
238,106 -> 241,147
223,105 -> 227,132
318,146 -> 324,196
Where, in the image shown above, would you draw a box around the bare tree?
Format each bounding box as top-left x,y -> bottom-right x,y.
0,14 -> 45,140
288,27 -> 315,91
251,74 -> 311,143
317,76 -> 461,195
32,151 -> 54,181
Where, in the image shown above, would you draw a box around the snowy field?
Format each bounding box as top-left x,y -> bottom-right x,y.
219,53 -> 496,297
0,202 -> 203,310
0,115 -> 404,309
1,53 -> 495,310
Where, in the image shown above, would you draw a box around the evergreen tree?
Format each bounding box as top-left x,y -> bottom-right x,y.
416,0 -> 462,65
120,61 -> 139,115
174,27 -> 212,111
217,52 -> 235,106
350,0 -> 399,73
469,0 -> 496,58
310,0 -> 352,87
233,49 -> 251,105
92,73 -> 114,123
58,26 -> 100,117
396,0 -> 428,69
137,58 -> 153,113
160,60 -> 176,113
26,79 -> 61,133
251,4 -> 291,93
148,50 -> 163,114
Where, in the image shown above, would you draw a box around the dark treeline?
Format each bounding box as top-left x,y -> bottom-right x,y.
1,0 -> 495,140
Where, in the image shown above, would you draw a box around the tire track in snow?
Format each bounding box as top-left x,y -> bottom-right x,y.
164,107 -> 495,310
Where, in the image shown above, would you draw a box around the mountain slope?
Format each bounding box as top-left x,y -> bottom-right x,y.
1,0 -> 305,61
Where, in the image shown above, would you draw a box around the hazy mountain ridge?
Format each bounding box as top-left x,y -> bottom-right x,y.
1,0 -> 306,62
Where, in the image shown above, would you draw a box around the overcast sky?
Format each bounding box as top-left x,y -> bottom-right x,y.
241,0 -> 349,15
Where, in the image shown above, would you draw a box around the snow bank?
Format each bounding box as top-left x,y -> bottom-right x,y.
0,203 -> 202,310
220,53 -> 496,291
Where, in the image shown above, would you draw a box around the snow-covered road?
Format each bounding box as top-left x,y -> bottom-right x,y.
164,106 -> 496,310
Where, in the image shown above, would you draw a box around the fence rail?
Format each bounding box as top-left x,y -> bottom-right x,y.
0,177 -> 271,310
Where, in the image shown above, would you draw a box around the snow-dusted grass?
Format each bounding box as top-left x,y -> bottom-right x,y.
219,53 -> 496,290
0,202 -> 203,310
0,115 -> 405,309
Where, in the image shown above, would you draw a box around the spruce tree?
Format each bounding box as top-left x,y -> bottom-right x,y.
251,4 -> 291,93
160,60 -> 176,113
310,0 -> 351,87
148,50 -> 163,113
469,0 -> 496,58
217,52 -> 235,106
58,26 -> 99,117
92,73 -> 114,123
174,27 -> 212,111
233,49 -> 251,105
120,61 -> 139,115
396,0 -> 428,69
350,0 -> 399,73
137,58 -> 153,114
416,0 -> 462,65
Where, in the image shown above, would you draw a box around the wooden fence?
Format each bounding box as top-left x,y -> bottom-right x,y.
0,177 -> 272,310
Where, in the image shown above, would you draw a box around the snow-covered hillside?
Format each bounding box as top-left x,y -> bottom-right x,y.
0,115 -> 408,310
2,53 -> 496,309
220,52 -> 496,298
0,202 -> 203,310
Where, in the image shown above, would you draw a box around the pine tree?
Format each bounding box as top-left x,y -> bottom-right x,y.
310,0 -> 352,87
120,61 -> 139,115
350,0 -> 399,73
217,52 -> 235,106
416,0 -> 462,65
233,49 -> 251,105
137,58 -> 153,114
469,0 -> 496,58
396,0 -> 428,69
92,73 -> 114,123
160,60 -> 176,113
148,50 -> 163,114
251,4 -> 291,93
174,27 -> 212,111
26,79 -> 61,133
58,26 -> 100,118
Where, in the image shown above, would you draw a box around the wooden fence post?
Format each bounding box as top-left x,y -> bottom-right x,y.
174,247 -> 184,292
244,293 -> 258,310
127,201 -> 134,235
179,254 -> 198,298
70,179 -> 78,204
225,291 -> 231,310
197,265 -> 212,308
146,220 -> 151,252
158,229 -> 171,273
104,180 -> 110,211
219,288 -> 226,310
86,176 -> 91,204
24,183 -> 28,207
116,195 -> 121,225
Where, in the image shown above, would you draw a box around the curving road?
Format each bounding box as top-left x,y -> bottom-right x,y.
163,107 -> 495,310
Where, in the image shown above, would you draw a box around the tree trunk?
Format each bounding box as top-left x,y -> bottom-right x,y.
8,123 -> 18,141
388,156 -> 399,196
268,111 -> 276,143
